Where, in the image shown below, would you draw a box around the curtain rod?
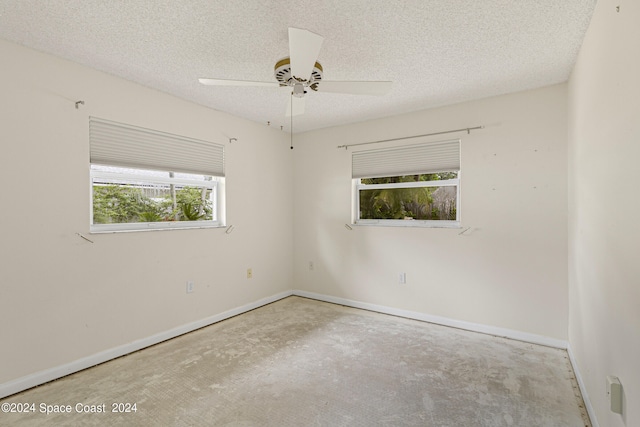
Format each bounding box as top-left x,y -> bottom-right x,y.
337,126 -> 484,150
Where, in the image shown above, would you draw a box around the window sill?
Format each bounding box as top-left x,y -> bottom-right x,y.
90,221 -> 224,234
353,220 -> 461,229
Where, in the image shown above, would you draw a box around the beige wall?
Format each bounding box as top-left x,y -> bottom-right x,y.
0,39 -> 294,385
568,0 -> 640,425
293,84 -> 569,340
7,6 -> 639,421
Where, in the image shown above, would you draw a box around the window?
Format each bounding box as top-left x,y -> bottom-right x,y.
89,117 -> 225,232
91,166 -> 223,232
352,140 -> 460,227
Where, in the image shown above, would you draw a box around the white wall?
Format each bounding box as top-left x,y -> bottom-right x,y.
293,84 -> 569,341
10,12 -> 637,420
568,0 -> 640,425
0,39 -> 293,386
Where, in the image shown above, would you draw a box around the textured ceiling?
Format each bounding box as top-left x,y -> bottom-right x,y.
0,0 -> 596,133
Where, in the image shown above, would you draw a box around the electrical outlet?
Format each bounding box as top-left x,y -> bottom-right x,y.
607,376 -> 623,414
247,268 -> 253,279
309,261 -> 314,271
398,273 -> 406,284
186,281 -> 194,293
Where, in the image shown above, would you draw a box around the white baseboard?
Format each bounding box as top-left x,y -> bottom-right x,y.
0,290 -> 293,399
293,290 -> 569,349
567,345 -> 599,427
1,289 -> 574,400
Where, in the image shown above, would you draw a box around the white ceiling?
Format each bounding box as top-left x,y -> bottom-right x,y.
0,0 -> 596,133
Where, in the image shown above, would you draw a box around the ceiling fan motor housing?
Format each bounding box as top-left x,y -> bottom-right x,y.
274,57 -> 323,92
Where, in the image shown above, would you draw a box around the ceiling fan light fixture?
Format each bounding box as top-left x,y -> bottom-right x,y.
292,82 -> 306,98
274,57 -> 323,91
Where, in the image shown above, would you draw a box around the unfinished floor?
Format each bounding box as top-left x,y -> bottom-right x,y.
1,296 -> 590,426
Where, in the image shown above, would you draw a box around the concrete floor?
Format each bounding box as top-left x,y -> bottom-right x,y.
1,296 -> 590,426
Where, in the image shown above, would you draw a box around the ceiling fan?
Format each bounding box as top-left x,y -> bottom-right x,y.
199,28 -> 392,117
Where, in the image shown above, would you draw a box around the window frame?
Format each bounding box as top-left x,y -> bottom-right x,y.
353,172 -> 461,228
90,167 -> 225,233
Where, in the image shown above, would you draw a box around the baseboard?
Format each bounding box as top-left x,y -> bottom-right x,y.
0,290 -> 293,399
567,344 -> 599,427
293,290 -> 569,349
1,289 -> 572,400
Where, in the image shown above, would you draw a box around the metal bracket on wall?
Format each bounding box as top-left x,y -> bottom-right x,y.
76,232 -> 94,243
458,227 -> 472,235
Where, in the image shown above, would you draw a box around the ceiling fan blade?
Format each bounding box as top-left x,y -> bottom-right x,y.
198,78 -> 280,87
286,96 -> 306,117
288,27 -> 324,80
316,81 -> 393,96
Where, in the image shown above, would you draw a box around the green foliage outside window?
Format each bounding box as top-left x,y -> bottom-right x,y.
359,173 -> 457,221
93,185 -> 212,224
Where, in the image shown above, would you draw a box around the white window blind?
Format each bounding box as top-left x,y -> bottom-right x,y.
89,117 -> 225,177
352,139 -> 460,179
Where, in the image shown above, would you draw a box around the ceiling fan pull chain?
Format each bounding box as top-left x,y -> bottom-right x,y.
290,92 -> 294,150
